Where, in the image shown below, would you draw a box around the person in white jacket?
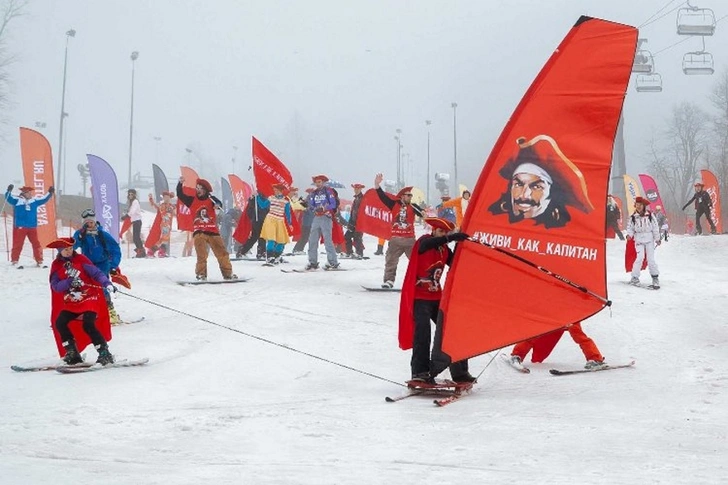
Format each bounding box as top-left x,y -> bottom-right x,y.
626,196 -> 661,287
123,188 -> 146,258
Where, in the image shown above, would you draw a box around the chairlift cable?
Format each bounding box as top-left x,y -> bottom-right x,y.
639,0 -> 686,29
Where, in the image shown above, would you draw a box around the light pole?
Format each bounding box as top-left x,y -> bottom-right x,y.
127,51 -> 139,191
395,128 -> 402,189
153,136 -> 161,165
425,120 -> 432,205
451,102 -> 458,192
57,28 -> 76,195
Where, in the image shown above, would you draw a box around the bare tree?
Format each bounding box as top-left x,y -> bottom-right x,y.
648,101 -> 710,231
0,0 -> 26,128
707,70 -> 728,221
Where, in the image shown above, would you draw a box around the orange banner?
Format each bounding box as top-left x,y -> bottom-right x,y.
19,127 -> 57,246
440,17 -> 637,362
701,169 -> 722,234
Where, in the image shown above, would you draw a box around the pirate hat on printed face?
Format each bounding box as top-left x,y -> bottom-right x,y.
425,217 -> 455,232
47,237 -> 75,249
396,186 -> 413,198
499,135 -> 594,214
196,178 -> 213,193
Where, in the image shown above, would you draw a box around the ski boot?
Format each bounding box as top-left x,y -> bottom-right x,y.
381,280 -> 394,289
196,274 -> 207,281
373,245 -> 384,255
62,340 -> 83,365
584,359 -> 607,370
304,262 -> 319,271
651,275 -> 660,288
95,343 -> 115,365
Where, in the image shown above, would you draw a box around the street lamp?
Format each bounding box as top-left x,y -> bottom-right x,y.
425,120 -> 432,204
57,28 -> 76,195
451,102 -> 458,192
127,50 -> 139,191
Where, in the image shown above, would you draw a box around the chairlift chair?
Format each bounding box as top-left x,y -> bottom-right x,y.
632,49 -> 654,74
635,73 -> 663,93
682,51 -> 715,75
676,3 -> 716,36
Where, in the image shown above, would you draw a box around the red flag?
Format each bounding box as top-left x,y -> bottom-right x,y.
119,217 -> 131,238
440,17 -> 637,362
252,137 -> 292,198
624,238 -> 648,273
354,189 -> 394,240
177,167 -> 199,231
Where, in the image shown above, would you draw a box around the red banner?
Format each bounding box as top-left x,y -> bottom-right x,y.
19,127 -> 57,246
354,189 -> 394,240
252,137 -> 292,198
177,166 -> 199,231
701,169 -> 722,234
228,174 -> 253,210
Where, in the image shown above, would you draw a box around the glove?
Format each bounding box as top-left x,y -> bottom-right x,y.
110,268 -> 119,276
447,232 -> 470,242
70,278 -> 83,289
48,186 -> 55,195
7,184 -> 13,192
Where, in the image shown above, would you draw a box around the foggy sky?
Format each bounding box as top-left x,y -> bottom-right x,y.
1,0 -> 726,201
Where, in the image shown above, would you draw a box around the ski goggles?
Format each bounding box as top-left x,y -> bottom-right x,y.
81,209 -> 95,219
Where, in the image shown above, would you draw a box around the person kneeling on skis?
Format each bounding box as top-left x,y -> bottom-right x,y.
48,237 -> 116,366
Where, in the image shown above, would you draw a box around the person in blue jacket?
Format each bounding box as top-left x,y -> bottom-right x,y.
3,184 -> 54,266
73,209 -> 123,324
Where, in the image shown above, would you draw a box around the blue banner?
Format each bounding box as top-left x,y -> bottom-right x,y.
86,154 -> 120,242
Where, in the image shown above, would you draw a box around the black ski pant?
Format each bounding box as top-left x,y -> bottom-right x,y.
131,220 -> 144,253
55,310 -> 106,347
344,228 -> 364,255
607,220 -> 624,240
412,299 -> 469,379
239,220 -> 266,257
292,225 -> 312,252
695,207 -> 717,234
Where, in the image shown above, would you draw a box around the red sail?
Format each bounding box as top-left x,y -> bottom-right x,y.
440,17 -> 637,362
252,137 -> 292,198
700,169 -> 722,233
177,166 -> 199,231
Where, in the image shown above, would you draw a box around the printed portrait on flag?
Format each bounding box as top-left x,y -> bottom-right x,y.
487,135 -> 594,229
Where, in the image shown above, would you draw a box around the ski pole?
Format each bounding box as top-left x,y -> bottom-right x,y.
465,238 -> 611,307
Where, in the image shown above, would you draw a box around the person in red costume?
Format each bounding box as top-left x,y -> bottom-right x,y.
48,237 -> 116,365
509,323 -> 605,370
398,217 -> 474,384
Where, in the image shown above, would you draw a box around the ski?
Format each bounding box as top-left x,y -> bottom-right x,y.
17,265 -> 48,269
501,353 -> 530,373
362,286 -> 401,292
549,360 -> 636,376
625,281 -> 659,290
281,267 -> 346,273
11,354 -> 89,372
339,255 -> 371,260
385,390 -> 427,402
230,257 -> 265,262
177,278 -> 250,286
56,357 -> 149,374
434,383 -> 475,407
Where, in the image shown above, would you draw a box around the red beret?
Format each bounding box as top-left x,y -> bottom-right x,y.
634,196 -> 650,206
424,217 -> 455,232
196,178 -> 213,193
396,186 -> 414,198
312,174 -> 329,183
47,237 -> 75,249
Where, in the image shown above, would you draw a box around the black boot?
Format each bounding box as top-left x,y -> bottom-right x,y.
373,244 -> 384,255
62,340 -> 83,365
95,343 -> 114,365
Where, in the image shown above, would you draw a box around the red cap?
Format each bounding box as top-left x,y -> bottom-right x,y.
196,178 -> 213,193
396,186 -> 414,198
424,217 -> 455,232
312,174 -> 329,183
47,237 -> 75,249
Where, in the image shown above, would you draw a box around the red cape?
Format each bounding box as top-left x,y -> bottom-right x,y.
529,329 -> 566,362
119,217 -> 131,238
624,238 -> 648,273
144,211 -> 162,249
397,239 -> 422,350
50,254 -> 112,357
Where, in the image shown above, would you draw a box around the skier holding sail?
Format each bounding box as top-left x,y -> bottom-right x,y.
398,217 -> 475,384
